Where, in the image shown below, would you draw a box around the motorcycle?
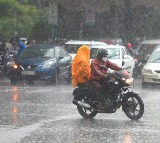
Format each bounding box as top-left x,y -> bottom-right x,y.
133,61 -> 145,78
133,54 -> 150,78
7,61 -> 35,85
72,66 -> 144,120
7,53 -> 35,85
0,50 -> 17,77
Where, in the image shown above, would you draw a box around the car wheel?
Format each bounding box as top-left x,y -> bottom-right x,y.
142,81 -> 148,88
66,69 -> 71,84
66,75 -> 71,84
51,69 -> 58,84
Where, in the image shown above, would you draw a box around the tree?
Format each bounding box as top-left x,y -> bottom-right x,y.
0,0 -> 44,40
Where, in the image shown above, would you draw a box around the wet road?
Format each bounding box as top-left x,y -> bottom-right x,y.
0,78 -> 160,143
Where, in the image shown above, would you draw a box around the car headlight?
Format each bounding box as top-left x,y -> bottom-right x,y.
142,68 -> 153,74
42,61 -> 53,68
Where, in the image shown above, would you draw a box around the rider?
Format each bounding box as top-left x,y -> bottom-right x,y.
72,45 -> 91,88
17,38 -> 26,55
90,48 -> 122,101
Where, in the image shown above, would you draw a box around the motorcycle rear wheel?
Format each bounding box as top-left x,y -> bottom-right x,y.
77,97 -> 97,118
122,93 -> 144,120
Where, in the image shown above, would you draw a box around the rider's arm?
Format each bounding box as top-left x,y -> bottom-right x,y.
106,60 -> 122,71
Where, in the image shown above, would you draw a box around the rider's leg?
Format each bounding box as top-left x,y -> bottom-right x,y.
89,80 -> 103,100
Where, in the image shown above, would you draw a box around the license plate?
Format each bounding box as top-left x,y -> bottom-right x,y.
22,71 -> 35,75
158,74 -> 160,79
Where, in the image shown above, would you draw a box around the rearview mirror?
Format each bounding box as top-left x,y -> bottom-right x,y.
122,61 -> 125,66
58,57 -> 63,60
142,59 -> 148,64
124,55 -> 130,59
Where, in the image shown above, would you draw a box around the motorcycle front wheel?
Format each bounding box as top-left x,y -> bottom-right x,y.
10,76 -> 18,85
122,92 -> 144,120
77,97 -> 97,118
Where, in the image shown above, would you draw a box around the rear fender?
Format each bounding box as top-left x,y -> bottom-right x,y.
73,88 -> 83,100
73,87 -> 91,100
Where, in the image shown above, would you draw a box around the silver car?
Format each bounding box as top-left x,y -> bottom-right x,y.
64,40 -> 107,60
90,45 -> 135,77
142,48 -> 160,88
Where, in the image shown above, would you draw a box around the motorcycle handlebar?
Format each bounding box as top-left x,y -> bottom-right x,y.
99,65 -> 130,77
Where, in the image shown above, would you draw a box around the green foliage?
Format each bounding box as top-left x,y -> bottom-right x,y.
29,20 -> 53,43
98,4 -> 160,41
1,0 -> 160,42
0,0 -> 45,41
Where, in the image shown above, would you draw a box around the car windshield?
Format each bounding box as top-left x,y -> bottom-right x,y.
65,45 -> 83,54
19,47 -> 55,58
138,44 -> 158,56
90,48 -> 99,59
90,48 -> 120,59
107,48 -> 120,59
148,51 -> 160,63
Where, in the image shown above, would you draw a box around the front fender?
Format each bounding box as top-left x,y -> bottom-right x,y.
8,66 -> 20,76
123,91 -> 138,100
125,91 -> 138,95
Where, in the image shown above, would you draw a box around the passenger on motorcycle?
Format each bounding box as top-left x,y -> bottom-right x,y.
90,48 -> 122,100
72,45 -> 91,87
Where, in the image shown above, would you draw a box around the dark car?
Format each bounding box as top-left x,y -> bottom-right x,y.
133,39 -> 160,78
7,44 -> 72,84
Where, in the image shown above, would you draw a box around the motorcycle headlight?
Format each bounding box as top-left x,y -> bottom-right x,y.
142,68 -> 153,74
42,61 -> 53,68
122,78 -> 134,86
126,78 -> 134,85
13,64 -> 18,69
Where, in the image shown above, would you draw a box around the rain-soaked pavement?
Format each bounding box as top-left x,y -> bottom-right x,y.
0,77 -> 160,143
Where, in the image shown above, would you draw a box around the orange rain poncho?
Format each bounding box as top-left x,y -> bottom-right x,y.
72,45 -> 91,87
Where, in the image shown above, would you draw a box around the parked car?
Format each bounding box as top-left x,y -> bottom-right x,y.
142,48 -> 160,88
97,38 -> 123,45
64,40 -> 107,59
90,45 -> 134,77
7,44 -> 72,85
133,39 -> 160,77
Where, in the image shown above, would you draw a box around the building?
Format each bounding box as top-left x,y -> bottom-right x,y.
41,0 -> 160,40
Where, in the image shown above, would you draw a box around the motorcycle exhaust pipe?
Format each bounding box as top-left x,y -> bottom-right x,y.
73,99 -> 91,109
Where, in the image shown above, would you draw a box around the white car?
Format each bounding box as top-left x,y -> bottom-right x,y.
64,40 -> 107,59
90,45 -> 135,77
142,48 -> 160,88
